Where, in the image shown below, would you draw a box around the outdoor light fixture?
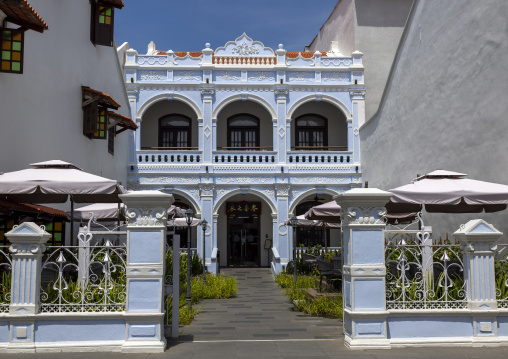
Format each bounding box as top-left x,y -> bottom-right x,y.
289,215 -> 298,284
201,219 -> 208,285
185,208 -> 194,305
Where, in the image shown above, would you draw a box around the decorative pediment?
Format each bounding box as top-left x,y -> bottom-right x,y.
215,33 -> 275,57
6,222 -> 48,236
454,219 -> 502,243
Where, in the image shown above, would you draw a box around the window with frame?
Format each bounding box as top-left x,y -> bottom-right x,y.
83,102 -> 107,139
159,115 -> 191,149
295,114 -> 328,150
90,2 -> 115,46
36,219 -> 65,246
227,114 -> 260,150
1,27 -> 24,73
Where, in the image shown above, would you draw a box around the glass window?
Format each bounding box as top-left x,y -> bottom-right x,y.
1,28 -> 24,74
159,115 -> 191,148
295,114 -> 328,150
227,114 -> 260,149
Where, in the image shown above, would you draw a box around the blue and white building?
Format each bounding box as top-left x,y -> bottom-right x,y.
121,34 -> 365,273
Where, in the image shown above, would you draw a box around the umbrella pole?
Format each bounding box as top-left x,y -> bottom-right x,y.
117,202 -> 121,228
70,196 -> 74,246
324,227 -> 328,252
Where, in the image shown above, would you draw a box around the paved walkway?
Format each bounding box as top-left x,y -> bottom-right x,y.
173,267 -> 343,342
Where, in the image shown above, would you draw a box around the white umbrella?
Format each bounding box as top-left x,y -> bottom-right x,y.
304,201 -> 342,223
389,170 -> 508,213
283,215 -> 341,228
0,160 -> 126,203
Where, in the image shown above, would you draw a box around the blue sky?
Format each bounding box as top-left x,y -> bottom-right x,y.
115,0 -> 338,53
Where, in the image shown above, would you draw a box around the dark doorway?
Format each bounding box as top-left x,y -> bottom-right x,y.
226,201 -> 261,266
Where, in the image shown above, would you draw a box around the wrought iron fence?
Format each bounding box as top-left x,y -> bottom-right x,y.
385,230 -> 466,310
495,244 -> 508,309
39,241 -> 127,313
0,245 -> 11,313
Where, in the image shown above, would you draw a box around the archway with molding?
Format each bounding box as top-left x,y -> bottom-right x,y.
213,188 -> 276,215
212,93 -> 277,120
286,94 -> 352,121
162,188 -> 202,216
136,93 -> 203,121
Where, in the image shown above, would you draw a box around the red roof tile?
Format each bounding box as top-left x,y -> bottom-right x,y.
0,0 -> 48,32
173,51 -> 203,58
82,86 -> 121,110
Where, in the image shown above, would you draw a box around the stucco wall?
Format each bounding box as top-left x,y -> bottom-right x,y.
360,0 -> 508,238
308,0 -> 412,121
0,0 -> 130,184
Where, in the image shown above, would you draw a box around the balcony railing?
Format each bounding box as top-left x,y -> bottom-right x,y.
288,149 -> 352,164
137,149 -> 202,164
213,150 -> 277,164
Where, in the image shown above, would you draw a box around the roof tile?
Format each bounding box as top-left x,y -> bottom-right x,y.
0,0 -> 48,32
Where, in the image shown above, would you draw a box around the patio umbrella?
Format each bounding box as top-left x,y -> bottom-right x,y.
283,215 -> 341,228
388,170 -> 508,214
0,160 -> 126,242
304,201 -> 342,223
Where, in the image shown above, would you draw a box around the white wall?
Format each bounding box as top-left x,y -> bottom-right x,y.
307,0 -> 412,121
360,0 -> 508,239
0,0 -> 130,184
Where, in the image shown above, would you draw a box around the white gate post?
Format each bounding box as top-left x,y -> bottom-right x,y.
6,222 -> 50,352
454,219 -> 502,337
335,188 -> 392,349
120,190 -> 174,353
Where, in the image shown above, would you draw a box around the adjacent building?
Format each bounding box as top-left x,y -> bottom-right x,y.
122,34 -> 365,272
0,0 -> 136,244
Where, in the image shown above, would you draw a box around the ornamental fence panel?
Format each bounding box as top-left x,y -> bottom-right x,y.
0,245 -> 11,313
384,229 -> 466,310
496,243 -> 508,309
39,231 -> 127,313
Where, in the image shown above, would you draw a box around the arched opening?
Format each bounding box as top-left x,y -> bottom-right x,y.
290,101 -> 347,151
216,100 -> 273,151
215,193 -> 274,267
167,195 -> 200,252
292,193 -> 341,248
141,100 -> 199,150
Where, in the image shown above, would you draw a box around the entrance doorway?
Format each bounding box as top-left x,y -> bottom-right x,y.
226,201 -> 261,266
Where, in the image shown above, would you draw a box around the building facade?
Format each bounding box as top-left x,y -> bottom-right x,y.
122,34 -> 365,272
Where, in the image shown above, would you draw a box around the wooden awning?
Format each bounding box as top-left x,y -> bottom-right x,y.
0,198 -> 68,219
108,112 -> 137,134
0,0 -> 48,33
100,0 -> 124,9
82,86 -> 121,110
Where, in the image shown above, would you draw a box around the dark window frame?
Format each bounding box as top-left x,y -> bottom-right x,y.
90,2 -> 115,47
158,114 -> 192,149
294,114 -> 328,150
83,102 -> 108,140
0,26 -> 24,74
227,113 -> 260,149
108,125 -> 115,155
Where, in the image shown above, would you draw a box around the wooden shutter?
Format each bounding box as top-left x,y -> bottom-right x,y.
83,101 -> 99,135
92,3 -> 114,46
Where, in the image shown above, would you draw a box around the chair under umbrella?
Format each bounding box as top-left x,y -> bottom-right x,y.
388,170 -> 508,214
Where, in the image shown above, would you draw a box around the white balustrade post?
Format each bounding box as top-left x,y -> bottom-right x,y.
119,190 -> 174,353
77,226 -> 92,288
454,219 -> 502,337
334,188 -> 392,349
6,222 -> 50,350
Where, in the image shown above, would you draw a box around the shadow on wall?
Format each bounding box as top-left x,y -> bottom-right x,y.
356,0 -> 413,27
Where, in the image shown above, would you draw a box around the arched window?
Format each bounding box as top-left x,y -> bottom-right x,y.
158,114 -> 191,148
227,114 -> 259,149
295,201 -> 328,247
295,114 -> 328,150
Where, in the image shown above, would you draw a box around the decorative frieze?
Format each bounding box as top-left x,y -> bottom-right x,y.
174,71 -> 202,81
248,71 -> 276,81
216,176 -> 270,184
274,184 -> 291,196
137,56 -> 168,66
322,71 -> 350,82
288,72 -> 314,82
215,71 -> 240,81
139,70 -> 166,81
